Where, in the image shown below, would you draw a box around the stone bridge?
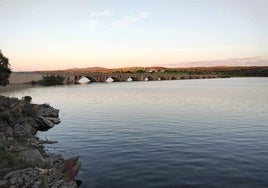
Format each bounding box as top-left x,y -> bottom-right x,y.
43,72 -> 218,84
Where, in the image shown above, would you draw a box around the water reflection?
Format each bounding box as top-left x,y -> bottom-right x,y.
6,78 -> 268,188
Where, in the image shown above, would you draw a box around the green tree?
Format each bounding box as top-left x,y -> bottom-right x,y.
0,50 -> 11,86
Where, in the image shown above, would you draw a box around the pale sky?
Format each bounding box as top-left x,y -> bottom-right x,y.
1,0 -> 268,71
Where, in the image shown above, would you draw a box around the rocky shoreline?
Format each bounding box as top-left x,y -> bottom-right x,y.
0,95 -> 81,187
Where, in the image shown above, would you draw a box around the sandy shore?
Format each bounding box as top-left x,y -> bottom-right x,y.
0,84 -> 33,94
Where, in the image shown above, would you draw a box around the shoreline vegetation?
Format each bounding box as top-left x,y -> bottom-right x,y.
0,95 -> 81,187
31,75 -> 65,86
49,66 -> 268,77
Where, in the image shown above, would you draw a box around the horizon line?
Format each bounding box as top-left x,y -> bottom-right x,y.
11,65 -> 268,73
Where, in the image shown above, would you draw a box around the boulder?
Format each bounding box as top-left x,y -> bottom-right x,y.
0,180 -> 8,187
36,116 -> 55,131
19,149 -> 44,166
46,117 -> 61,124
37,105 -> 59,118
13,122 -> 34,138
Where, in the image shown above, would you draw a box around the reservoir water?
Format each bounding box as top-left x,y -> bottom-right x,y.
6,78 -> 268,188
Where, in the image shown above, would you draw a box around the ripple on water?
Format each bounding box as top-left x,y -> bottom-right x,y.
8,78 -> 268,188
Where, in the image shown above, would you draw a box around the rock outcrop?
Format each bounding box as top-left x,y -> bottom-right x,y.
0,96 -> 81,187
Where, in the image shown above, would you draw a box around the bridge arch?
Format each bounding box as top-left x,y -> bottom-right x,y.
75,76 -> 83,84
85,76 -> 97,82
144,76 -> 154,81
171,76 -> 177,80
106,76 -> 120,82
111,76 -> 120,82
78,76 -> 90,84
127,76 -> 139,81
159,76 -> 167,80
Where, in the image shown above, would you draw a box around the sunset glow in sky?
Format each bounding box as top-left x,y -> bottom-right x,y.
1,0 -> 268,71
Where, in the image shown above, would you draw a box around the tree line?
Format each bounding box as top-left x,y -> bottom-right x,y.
164,66 -> 268,77
0,50 -> 11,86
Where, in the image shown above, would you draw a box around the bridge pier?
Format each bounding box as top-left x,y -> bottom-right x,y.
64,75 -> 76,84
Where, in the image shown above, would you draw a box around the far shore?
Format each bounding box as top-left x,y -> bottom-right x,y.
0,83 -> 33,94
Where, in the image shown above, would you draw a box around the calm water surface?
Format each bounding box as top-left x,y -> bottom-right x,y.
7,78 -> 268,188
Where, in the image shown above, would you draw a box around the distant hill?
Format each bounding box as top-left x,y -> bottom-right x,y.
64,67 -> 110,73
49,66 -> 168,73
39,65 -> 268,77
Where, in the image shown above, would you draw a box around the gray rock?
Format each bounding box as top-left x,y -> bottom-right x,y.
9,176 -> 19,184
43,154 -> 63,168
38,116 -> 55,128
31,181 -> 41,188
4,168 -> 39,186
5,127 -> 13,137
13,122 -> 34,137
11,145 -> 26,152
0,159 -> 9,168
47,117 -> 61,124
0,110 -> 11,122
0,180 -> 8,186
37,105 -> 59,118
0,120 -> 9,128
51,179 -> 65,187
19,149 -> 44,165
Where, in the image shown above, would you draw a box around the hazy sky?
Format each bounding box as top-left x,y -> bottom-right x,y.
1,0 -> 268,71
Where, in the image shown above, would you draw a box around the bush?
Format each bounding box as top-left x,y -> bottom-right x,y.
38,75 -> 65,86
22,96 -> 32,103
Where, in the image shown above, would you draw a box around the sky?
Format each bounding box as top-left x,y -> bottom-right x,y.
0,0 -> 268,71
